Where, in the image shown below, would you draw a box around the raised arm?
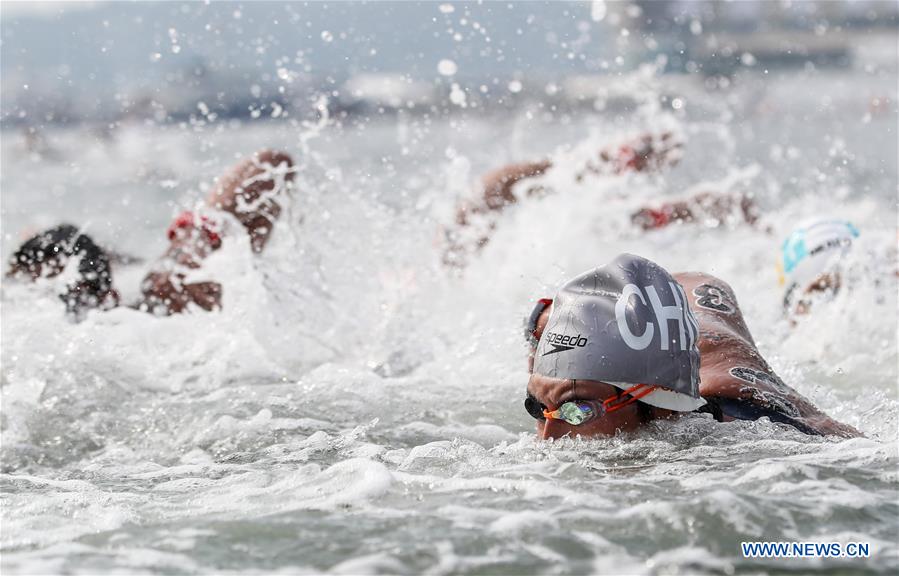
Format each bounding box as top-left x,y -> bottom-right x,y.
139,149 -> 295,314
206,149 -> 295,253
454,160 -> 553,226
445,132 -> 682,268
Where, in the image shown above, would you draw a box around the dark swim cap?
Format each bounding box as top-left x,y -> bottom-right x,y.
532,253 -> 704,411
10,224 -> 117,314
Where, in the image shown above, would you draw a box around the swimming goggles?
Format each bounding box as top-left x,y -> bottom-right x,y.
524,298 -> 553,346
524,383 -> 658,426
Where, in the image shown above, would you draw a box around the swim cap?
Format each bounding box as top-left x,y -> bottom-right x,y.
10,224 -> 117,314
532,253 -> 704,411
167,211 -> 222,249
781,218 -> 858,307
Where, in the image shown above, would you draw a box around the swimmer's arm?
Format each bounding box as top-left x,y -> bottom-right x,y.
631,200 -> 696,230
206,150 -> 294,215
456,160 -> 553,225
138,271 -> 222,314
702,395 -> 824,434
704,394 -> 861,438
698,369 -> 862,438
632,191 -> 758,230
206,150 -> 294,252
579,131 -> 683,179
459,132 -> 686,228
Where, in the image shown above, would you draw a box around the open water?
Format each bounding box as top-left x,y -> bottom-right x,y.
2,63 -> 897,574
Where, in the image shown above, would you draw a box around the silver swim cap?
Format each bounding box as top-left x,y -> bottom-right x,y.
533,254 -> 704,412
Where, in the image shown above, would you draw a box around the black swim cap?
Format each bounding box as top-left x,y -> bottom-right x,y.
10,224 -> 117,314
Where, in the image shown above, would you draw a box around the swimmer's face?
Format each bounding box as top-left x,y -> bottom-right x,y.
526,305 -> 657,439
526,373 -> 647,439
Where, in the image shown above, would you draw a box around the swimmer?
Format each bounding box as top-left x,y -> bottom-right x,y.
630,190 -> 759,231
140,149 -> 294,314
444,132 -> 757,266
524,253 -> 860,439
444,132 -> 682,267
7,224 -> 120,315
6,149 -> 295,316
779,218 -> 859,317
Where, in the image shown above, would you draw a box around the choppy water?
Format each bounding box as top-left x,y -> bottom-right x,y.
2,67 -> 898,574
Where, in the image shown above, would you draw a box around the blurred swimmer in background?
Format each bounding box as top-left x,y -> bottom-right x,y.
629,189 -> 759,231
779,218 -> 859,317
6,149 -> 294,317
444,131 -> 759,267
523,253 -> 860,439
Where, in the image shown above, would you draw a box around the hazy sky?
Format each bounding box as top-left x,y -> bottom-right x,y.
1,2 -> 621,98
2,0 -> 892,120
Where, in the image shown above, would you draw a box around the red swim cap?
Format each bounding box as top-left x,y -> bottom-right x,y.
166,211 -> 222,248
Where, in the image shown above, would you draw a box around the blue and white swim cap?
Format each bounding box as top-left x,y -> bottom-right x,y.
781,218 -> 859,307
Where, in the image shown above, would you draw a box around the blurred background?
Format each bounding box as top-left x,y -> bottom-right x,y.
2,1 -> 897,124
2,0 -> 896,256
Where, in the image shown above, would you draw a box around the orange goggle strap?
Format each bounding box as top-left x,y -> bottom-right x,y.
603,383 -> 658,413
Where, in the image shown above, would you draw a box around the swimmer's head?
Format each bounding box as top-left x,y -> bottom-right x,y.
526,254 -> 704,439
780,218 -> 858,315
8,224 -> 81,279
8,224 -> 118,314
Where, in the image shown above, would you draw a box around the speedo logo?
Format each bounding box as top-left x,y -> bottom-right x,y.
542,332 -> 588,356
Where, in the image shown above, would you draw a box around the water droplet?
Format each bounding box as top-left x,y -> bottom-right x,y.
437,59 -> 457,76
591,0 -> 606,22
449,83 -> 467,107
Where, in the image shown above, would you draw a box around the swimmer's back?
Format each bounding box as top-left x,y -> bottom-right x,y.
675,272 -> 860,437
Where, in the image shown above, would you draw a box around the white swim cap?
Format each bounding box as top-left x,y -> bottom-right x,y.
780,218 -> 859,309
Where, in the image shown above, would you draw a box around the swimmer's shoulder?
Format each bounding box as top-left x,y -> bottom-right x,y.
674,271 -> 754,342
673,272 -> 739,307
